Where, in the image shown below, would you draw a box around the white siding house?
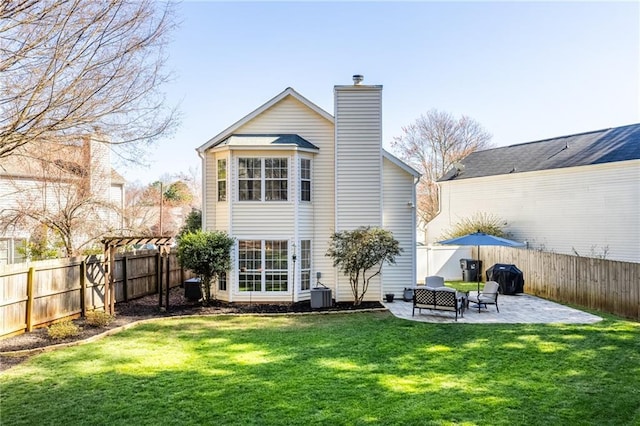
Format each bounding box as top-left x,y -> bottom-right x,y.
426,124 -> 640,263
0,138 -> 125,263
197,76 -> 420,303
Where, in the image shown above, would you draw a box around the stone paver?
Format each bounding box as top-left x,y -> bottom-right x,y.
383,292 -> 602,324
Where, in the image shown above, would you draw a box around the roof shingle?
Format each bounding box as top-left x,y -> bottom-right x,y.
439,123 -> 640,181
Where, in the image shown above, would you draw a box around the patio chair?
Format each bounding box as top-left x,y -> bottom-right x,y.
467,281 -> 500,312
425,276 -> 445,288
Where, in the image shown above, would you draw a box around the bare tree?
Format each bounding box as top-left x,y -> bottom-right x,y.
0,0 -> 178,161
391,109 -> 492,227
0,140 -> 122,256
123,176 -> 198,237
122,182 -> 157,236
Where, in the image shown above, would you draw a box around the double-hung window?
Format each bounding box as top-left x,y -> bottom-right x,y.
265,158 -> 288,201
238,158 -> 262,201
218,272 -> 227,291
238,158 -> 287,201
265,240 -> 288,291
300,159 -> 311,202
238,240 -> 261,291
300,240 -> 311,291
238,240 -> 288,292
217,159 -> 227,201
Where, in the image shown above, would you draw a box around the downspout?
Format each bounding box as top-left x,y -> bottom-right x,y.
412,175 -> 420,287
197,150 -> 205,230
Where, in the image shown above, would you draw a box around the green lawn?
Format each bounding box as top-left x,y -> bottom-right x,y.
1,312 -> 639,425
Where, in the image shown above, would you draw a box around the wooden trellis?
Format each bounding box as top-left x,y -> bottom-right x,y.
102,237 -> 174,315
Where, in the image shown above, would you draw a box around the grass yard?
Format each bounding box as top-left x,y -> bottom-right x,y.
1,312 -> 639,425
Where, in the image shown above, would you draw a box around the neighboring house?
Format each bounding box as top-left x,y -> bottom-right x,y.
197,76 -> 420,303
425,123 -> 640,263
0,137 -> 125,263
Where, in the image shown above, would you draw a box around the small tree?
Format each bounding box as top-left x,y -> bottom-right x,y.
326,227 -> 402,306
177,230 -> 234,305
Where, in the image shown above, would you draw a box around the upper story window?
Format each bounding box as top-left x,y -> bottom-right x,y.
300,158 -> 311,202
265,158 -> 288,201
238,158 -> 262,201
238,157 -> 288,202
217,159 -> 227,202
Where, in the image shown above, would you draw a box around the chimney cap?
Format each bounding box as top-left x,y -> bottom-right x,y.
352,74 -> 364,85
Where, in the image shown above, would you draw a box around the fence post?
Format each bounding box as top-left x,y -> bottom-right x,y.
26,267 -> 35,332
157,251 -> 163,310
80,260 -> 86,317
165,254 -> 170,310
123,255 -> 128,302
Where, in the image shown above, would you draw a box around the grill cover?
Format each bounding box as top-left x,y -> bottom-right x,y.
486,264 -> 524,295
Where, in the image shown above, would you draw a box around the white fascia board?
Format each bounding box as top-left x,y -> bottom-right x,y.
197,87 -> 334,153
383,150 -> 421,177
209,145 -> 320,154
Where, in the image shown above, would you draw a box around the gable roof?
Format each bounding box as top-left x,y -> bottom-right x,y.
439,123 -> 640,181
211,134 -> 319,151
383,150 -> 421,177
197,87 -> 334,153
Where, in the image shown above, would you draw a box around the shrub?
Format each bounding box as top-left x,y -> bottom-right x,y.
326,226 -> 402,306
440,212 -> 507,239
177,230 -> 234,305
85,310 -> 115,327
47,320 -> 82,340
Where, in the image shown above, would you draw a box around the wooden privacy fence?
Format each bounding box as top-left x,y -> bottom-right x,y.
0,250 -> 192,338
476,247 -> 640,321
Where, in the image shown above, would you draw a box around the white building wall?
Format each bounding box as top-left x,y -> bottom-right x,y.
334,83 -> 383,302
202,95 -> 335,302
426,160 -> 640,263
382,157 -> 417,298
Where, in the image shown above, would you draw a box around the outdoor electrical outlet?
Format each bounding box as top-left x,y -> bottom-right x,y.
316,272 -> 321,279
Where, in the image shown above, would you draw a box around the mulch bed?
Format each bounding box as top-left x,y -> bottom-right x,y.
0,286 -> 384,371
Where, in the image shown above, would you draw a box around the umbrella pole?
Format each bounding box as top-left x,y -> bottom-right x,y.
477,245 -> 481,313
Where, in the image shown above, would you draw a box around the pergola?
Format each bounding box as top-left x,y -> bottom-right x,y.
102,236 -> 174,315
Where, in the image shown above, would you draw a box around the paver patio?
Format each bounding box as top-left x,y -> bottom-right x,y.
384,292 -> 603,324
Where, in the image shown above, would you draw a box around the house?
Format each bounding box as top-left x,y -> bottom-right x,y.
425,123 -> 640,263
0,137 -> 125,263
197,75 -> 420,303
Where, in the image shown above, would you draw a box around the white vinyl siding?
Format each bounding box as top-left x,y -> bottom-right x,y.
382,157 -> 417,297
426,160 -> 640,263
233,96 -> 335,301
205,152 -> 230,232
334,86 -> 382,232
334,85 -> 383,302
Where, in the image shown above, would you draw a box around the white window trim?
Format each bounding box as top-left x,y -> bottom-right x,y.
300,158 -> 312,203
237,157 -> 289,202
238,239 -> 289,293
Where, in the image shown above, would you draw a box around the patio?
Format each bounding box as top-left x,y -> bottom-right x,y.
384,292 -> 603,324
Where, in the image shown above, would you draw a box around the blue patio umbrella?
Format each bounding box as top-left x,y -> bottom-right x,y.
437,232 -> 526,300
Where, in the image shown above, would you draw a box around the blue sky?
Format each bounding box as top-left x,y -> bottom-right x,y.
120,1 -> 639,184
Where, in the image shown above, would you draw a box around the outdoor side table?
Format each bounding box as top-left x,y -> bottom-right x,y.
456,291 -> 469,317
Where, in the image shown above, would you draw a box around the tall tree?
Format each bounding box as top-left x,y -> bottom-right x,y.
0,0 -> 178,161
391,109 -> 492,227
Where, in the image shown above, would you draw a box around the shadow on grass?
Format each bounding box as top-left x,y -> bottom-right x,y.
1,313 -> 639,425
